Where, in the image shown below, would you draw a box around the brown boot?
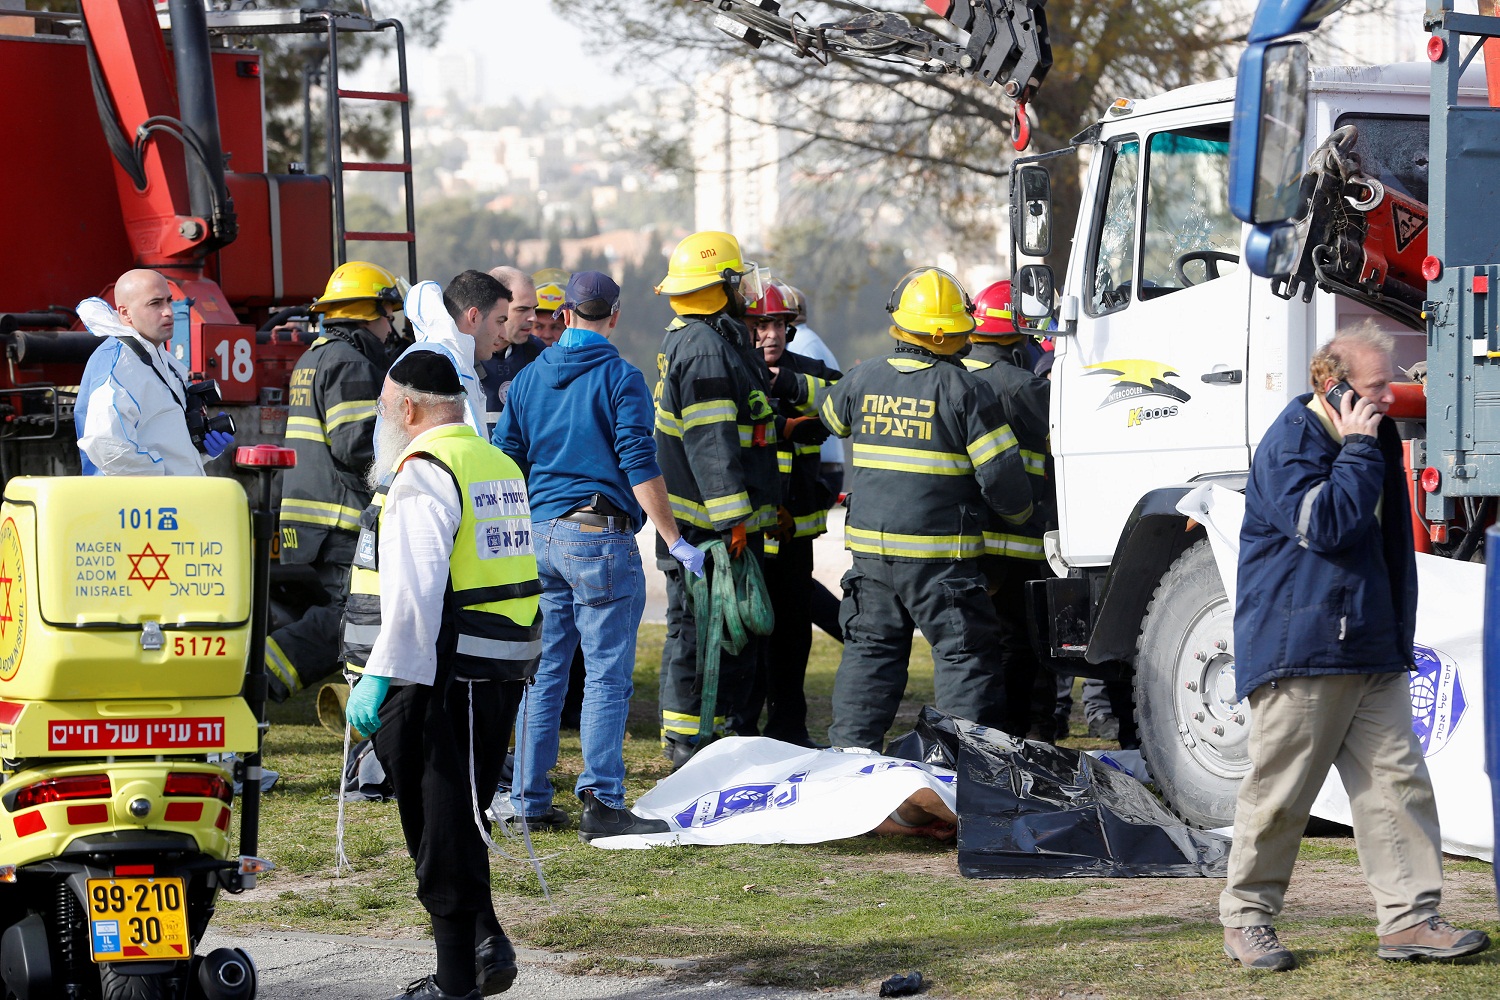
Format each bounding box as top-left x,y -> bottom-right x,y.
1223,925 -> 1297,971
1378,916 -> 1490,961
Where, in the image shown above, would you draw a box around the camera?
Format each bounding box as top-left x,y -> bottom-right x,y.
184,379 -> 236,453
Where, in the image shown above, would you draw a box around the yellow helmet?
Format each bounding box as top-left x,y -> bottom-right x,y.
533,268 -> 569,313
656,231 -> 747,296
311,261 -> 404,322
887,267 -> 975,340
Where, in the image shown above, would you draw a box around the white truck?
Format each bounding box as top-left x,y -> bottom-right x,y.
1014,59 -> 1493,829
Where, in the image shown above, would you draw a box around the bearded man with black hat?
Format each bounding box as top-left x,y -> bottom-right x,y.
342,351 -> 542,1000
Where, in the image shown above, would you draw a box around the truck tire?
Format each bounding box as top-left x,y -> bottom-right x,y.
1135,538 -> 1250,829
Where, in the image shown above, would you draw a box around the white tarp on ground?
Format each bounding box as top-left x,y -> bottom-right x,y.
1179,484 -> 1494,861
591,737 -> 955,850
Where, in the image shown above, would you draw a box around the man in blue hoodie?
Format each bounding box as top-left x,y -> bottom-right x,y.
493,271 -> 706,842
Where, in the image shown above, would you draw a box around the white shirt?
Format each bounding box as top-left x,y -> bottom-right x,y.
361,452 -> 461,687
786,323 -> 845,466
76,297 -> 206,477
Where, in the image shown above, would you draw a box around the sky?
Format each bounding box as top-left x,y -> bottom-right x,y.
406,0 -> 632,107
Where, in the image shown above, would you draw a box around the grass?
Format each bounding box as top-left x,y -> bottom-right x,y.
217,626 -> 1500,998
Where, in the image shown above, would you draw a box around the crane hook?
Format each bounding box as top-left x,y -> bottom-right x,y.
1012,100 -> 1031,152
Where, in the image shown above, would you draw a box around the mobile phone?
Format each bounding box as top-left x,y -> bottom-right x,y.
1325,380 -> 1361,411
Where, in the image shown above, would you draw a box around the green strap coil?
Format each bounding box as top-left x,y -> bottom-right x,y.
689,540 -> 775,744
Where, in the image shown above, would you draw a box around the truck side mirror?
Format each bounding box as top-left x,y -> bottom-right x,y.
1229,40 -> 1309,225
1012,164 -> 1052,258
1015,264 -> 1055,321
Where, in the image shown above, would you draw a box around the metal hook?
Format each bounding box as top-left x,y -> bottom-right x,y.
1012,100 -> 1031,152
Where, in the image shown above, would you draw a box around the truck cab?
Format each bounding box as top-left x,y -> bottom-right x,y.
1028,61 -> 1490,827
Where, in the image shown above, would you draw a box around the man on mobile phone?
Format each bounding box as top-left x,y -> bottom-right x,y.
1220,322 -> 1489,971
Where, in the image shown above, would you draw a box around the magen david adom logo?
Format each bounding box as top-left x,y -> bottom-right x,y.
0,518 -> 25,681
1408,644 -> 1467,757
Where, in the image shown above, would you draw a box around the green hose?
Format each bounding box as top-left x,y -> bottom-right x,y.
689,540 -> 775,744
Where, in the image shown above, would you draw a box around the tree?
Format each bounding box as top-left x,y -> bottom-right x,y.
550,0 -> 1390,279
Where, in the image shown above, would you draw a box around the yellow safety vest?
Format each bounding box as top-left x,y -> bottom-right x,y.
340,423 -> 542,681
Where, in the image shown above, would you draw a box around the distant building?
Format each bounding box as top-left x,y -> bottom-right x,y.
691,62 -> 792,252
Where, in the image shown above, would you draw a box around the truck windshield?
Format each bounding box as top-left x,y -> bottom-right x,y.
1140,124 -> 1238,298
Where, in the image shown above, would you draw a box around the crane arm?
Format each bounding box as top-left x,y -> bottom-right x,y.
692,1 -> 1051,149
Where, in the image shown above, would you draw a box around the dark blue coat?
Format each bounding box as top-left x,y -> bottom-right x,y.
1233,394 -> 1417,701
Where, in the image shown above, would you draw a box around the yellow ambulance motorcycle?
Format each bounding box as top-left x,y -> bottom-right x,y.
0,446 -> 292,1000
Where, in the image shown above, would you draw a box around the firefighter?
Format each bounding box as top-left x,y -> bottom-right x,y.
817,268 -> 1033,750
268,261 -> 401,702
653,230 -> 780,768
964,280 -> 1057,739
531,268 -> 570,347
731,280 -> 840,745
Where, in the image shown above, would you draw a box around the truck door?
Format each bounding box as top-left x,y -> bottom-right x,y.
1054,118 -> 1251,565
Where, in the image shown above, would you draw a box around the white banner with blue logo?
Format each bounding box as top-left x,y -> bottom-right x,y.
1181,484 -> 1493,861
590,737 -> 956,850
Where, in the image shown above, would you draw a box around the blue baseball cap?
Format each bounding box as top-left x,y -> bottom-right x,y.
564,271 -> 621,321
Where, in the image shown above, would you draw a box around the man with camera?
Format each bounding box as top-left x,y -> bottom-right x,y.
76,268 -> 235,476
1220,323 -> 1489,971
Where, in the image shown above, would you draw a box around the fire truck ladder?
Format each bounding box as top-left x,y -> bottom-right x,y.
169,7 -> 421,280
313,12 -> 418,281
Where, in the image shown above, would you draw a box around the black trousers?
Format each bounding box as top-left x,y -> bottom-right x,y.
984,555 -> 1058,738
733,534 -> 814,743
659,538 -> 763,748
268,530 -> 356,695
829,555 -> 1006,750
373,673 -> 522,924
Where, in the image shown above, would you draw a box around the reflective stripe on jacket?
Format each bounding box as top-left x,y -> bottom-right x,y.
964,342 -> 1053,560
279,325 -> 386,562
816,345 -> 1031,561
653,312 -> 781,542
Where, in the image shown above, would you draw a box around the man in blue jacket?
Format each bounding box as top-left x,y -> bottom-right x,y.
493,272 -> 705,842
1221,324 -> 1488,971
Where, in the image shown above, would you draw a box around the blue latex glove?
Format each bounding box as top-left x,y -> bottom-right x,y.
203,426 -> 235,459
669,537 -> 707,578
345,675 -> 391,736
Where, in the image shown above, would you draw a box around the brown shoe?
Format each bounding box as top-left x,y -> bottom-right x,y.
1378,916 -> 1491,961
1223,925 -> 1297,971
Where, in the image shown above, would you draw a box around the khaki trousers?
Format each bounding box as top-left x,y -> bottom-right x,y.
1219,671 -> 1444,936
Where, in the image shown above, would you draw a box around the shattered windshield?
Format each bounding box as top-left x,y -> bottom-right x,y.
1087,137 -> 1139,316
1140,124 -> 1239,297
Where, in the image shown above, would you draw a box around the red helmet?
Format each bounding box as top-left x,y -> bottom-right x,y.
746,281 -> 798,319
972,280 -> 1015,337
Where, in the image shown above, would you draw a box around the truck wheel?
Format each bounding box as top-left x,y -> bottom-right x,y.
1135,538 -> 1250,829
99,965 -> 169,1000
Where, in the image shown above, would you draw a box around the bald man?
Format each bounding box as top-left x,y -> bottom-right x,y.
480,266 -> 545,415
75,269 -> 235,476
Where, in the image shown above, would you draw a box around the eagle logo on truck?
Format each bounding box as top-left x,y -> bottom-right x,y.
1084,359 -> 1192,409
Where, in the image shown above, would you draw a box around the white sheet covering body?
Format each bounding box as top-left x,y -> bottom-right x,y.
591,737 -> 956,850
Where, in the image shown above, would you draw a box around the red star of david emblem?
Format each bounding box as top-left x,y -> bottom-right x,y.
127,544 -> 171,591
0,559 -> 12,638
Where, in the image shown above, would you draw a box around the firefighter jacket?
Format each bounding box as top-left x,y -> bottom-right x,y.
765,350 -> 841,556
653,312 -> 780,543
963,341 -> 1054,561
341,422 -> 542,683
817,344 -> 1032,561
280,323 -> 388,563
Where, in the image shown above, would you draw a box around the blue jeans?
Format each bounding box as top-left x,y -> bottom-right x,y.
514,517 -> 645,814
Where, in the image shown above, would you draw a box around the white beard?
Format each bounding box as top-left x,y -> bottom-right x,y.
366,417 -> 413,492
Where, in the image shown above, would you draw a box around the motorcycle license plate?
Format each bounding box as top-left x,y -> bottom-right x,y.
86,877 -> 191,963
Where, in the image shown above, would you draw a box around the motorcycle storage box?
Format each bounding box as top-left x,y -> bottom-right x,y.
0,477 -> 258,757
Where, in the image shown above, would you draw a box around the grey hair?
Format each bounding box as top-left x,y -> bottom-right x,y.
394,386 -> 466,420
488,265 -> 535,295
1310,319 -> 1396,388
